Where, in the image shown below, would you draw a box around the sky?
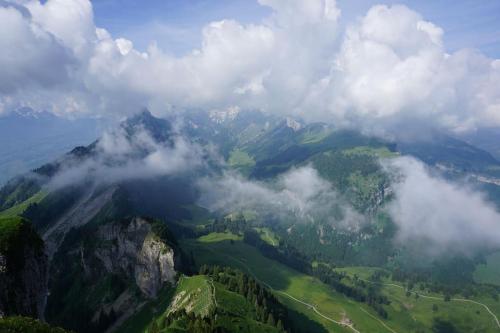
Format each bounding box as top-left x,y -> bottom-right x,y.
91,0 -> 500,57
1,0 -> 500,135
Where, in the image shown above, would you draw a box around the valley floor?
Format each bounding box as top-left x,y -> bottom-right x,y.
181,235 -> 500,333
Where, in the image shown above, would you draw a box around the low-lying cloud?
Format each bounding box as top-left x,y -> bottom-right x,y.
198,165 -> 364,229
200,155 -> 500,255
385,156 -> 500,255
0,0 -> 499,135
48,125 -> 204,189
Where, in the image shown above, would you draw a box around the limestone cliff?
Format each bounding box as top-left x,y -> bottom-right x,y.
46,216 -> 178,332
94,217 -> 176,298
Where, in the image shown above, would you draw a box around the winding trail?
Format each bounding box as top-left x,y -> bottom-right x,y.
208,279 -> 218,308
359,278 -> 500,330
204,247 -> 361,333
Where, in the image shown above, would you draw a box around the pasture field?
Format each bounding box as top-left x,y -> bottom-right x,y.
198,232 -> 242,243
181,234 -> 500,333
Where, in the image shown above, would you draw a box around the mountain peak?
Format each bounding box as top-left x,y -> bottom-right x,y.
285,117 -> 302,131
122,109 -> 172,142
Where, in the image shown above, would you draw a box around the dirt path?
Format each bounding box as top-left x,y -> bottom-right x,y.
209,279 -> 218,308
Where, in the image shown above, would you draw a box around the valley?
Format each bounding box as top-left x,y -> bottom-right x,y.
1,110 -> 499,333
180,234 -> 500,333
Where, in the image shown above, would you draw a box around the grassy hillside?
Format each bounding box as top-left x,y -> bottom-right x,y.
0,191 -> 46,218
141,274 -> 288,333
180,234 -> 500,333
169,275 -> 215,318
0,177 -> 41,211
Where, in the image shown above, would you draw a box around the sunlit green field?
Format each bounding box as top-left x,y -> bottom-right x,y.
181,234 -> 500,333
198,232 -> 242,243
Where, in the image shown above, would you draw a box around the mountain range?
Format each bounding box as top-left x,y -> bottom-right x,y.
1,110 -> 500,333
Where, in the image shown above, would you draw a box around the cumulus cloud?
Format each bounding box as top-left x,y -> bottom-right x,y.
48,125 -> 204,189
198,165 -> 364,229
385,156 -> 500,254
318,5 -> 500,133
0,4 -> 74,94
1,0 -> 500,133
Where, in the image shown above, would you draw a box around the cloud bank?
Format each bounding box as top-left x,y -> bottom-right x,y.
0,0 -> 499,134
199,156 -> 500,255
385,156 -> 500,254
48,125 -> 204,189
198,165 -> 364,229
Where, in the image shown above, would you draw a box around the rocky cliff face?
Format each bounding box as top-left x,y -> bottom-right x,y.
46,216 -> 178,332
93,217 -> 176,298
0,218 -> 48,319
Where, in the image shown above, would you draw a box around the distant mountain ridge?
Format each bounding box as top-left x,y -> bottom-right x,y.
0,108 -> 106,185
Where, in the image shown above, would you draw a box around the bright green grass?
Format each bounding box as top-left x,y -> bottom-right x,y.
474,251 -> 500,286
254,227 -> 279,246
0,191 -> 46,218
342,146 -> 399,158
149,276 -> 280,333
182,237 -> 393,333
198,232 -> 242,243
181,236 -> 500,333
334,266 -> 500,333
169,275 -> 215,318
212,281 -> 280,333
228,149 -> 255,168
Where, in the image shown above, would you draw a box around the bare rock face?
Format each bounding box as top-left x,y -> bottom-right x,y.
47,216 -> 179,332
93,217 -> 176,298
135,234 -> 176,298
0,218 -> 48,319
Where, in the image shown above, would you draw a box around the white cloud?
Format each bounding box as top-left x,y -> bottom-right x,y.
199,165 -> 364,228
48,126 -> 204,189
0,4 -> 74,94
0,0 -> 499,134
318,5 -> 500,133
385,156 -> 500,254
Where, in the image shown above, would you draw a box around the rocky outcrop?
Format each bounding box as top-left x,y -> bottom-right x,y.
0,218 -> 48,319
93,217 -> 176,298
46,216 -> 178,332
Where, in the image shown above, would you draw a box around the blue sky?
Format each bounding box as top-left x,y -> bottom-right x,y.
92,0 -> 500,57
